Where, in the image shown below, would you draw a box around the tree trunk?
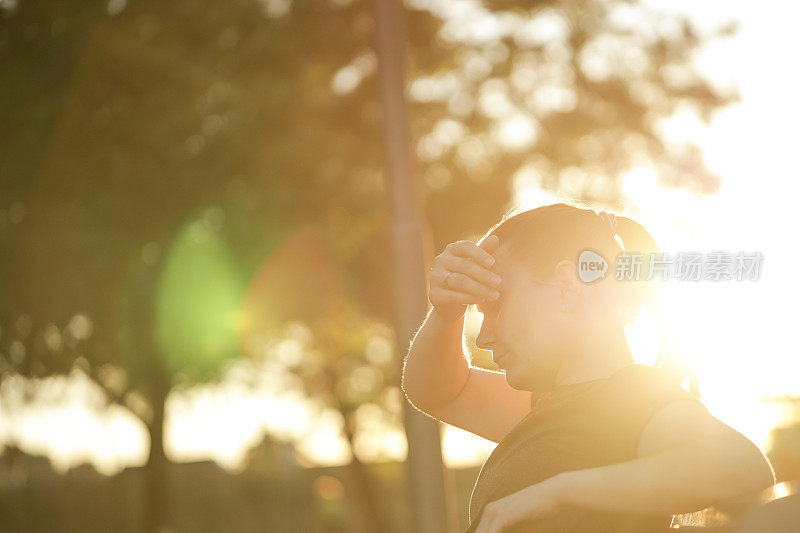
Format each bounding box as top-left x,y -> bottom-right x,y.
324,362 -> 387,533
341,411 -> 387,533
144,372 -> 170,533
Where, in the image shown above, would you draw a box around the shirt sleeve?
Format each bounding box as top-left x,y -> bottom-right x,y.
600,364 -> 705,459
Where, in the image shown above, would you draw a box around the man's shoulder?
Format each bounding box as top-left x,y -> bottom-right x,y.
604,363 -> 701,407
609,363 -> 683,389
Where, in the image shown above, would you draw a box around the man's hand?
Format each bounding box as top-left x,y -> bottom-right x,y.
474,477 -> 563,533
428,235 -> 502,321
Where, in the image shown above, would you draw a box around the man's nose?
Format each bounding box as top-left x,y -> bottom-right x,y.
475,321 -> 495,351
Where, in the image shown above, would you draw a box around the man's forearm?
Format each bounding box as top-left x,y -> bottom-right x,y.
550,435 -> 775,516
401,308 -> 470,412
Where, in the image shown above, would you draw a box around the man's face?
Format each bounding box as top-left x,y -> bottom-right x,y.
475,244 -> 570,392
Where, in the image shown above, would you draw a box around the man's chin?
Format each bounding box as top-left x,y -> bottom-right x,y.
504,370 -> 523,390
517,363 -> 559,394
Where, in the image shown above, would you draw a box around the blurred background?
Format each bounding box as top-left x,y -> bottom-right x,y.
1,0 -> 798,531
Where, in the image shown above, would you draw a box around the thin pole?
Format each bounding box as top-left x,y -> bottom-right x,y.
371,1 -> 451,532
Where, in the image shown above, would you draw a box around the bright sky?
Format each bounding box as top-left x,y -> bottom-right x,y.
616,0 -> 800,447
1,0 -> 799,474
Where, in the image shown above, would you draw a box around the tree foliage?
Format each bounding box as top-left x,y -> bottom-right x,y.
0,0 -> 731,456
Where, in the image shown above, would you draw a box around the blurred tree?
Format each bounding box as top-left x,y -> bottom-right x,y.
0,0 -> 398,530
239,226 -> 405,532
404,0 -> 734,247
0,0 -> 733,531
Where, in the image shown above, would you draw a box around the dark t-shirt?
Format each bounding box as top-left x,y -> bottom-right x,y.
465,363 -> 704,533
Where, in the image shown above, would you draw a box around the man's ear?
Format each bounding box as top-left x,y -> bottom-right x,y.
553,259 -> 581,312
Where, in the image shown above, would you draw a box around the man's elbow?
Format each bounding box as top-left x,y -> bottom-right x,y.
712,435 -> 776,501
730,450 -> 775,496
400,363 -> 431,414
400,376 -> 419,411
400,368 -> 416,407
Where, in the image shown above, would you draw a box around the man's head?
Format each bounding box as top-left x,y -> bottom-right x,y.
473,202 -> 657,392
